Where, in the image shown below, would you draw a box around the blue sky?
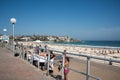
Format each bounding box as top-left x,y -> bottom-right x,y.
0,0 -> 120,40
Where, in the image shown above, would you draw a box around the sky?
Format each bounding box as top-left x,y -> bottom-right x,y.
0,0 -> 120,41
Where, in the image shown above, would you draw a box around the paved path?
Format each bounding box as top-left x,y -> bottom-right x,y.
0,47 -> 54,80
1,46 -> 120,80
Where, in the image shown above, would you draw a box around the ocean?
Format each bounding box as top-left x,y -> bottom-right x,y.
55,41 -> 120,48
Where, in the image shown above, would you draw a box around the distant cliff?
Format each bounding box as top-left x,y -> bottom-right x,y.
15,35 -> 80,42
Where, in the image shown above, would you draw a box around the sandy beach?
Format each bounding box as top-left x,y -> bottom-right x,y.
52,57 -> 120,80
41,43 -> 120,80
46,43 -> 120,65
16,41 -> 120,80
18,41 -> 120,66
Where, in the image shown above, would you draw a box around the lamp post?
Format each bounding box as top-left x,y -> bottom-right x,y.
10,18 -> 16,55
3,28 -> 7,39
3,28 -> 7,42
3,28 -> 7,34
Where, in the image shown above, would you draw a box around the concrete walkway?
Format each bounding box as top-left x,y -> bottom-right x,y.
0,47 -> 54,80
1,46 -> 120,80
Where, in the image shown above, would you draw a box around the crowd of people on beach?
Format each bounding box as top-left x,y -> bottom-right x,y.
47,44 -> 120,59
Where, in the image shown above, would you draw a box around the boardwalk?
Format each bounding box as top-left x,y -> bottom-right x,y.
0,47 -> 54,80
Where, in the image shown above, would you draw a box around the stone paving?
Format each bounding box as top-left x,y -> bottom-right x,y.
0,47 -> 55,80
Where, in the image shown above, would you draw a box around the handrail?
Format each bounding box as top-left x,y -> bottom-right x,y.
39,47 -> 120,80
39,47 -> 101,80
69,68 -> 101,80
67,52 -> 120,63
44,48 -> 120,63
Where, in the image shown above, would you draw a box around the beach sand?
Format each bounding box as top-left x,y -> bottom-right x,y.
41,43 -> 120,80
18,41 -> 120,66
46,43 -> 120,66
52,56 -> 120,80
18,42 -> 120,80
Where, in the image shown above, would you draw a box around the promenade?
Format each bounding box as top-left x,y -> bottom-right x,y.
0,46 -> 120,80
0,47 -> 54,80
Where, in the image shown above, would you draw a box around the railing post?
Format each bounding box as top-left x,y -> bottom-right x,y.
86,57 -> 90,80
19,45 -> 22,58
27,51 -> 28,61
47,50 -> 50,76
38,55 -> 40,69
5,43 -> 7,49
62,50 -> 65,80
21,44 -> 24,59
109,58 -> 112,65
30,54 -> 33,64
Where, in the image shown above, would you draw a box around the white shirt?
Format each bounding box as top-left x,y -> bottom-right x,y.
50,58 -> 54,68
27,54 -> 32,59
33,55 -> 39,60
39,56 -> 47,62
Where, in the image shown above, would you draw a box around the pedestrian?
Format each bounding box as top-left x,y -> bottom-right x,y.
64,57 -> 70,80
49,51 -> 55,75
39,49 -> 47,71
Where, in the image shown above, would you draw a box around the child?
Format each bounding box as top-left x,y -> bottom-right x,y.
64,57 -> 70,80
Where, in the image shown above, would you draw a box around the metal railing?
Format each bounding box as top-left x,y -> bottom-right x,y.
2,43 -> 120,80
42,47 -> 120,80
43,48 -> 101,80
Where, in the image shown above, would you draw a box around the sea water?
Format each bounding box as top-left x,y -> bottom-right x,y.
55,41 -> 120,48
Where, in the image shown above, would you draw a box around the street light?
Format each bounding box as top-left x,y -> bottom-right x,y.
10,18 -> 16,55
3,28 -> 7,42
3,28 -> 7,32
3,28 -> 7,36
